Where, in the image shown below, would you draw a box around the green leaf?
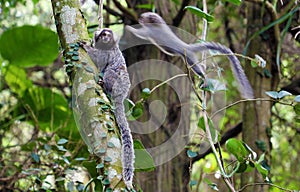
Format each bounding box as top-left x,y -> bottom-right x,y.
189,180 -> 197,187
124,98 -> 135,113
82,160 -> 97,178
294,104 -> 300,116
128,102 -> 144,120
57,138 -> 68,145
197,117 -> 218,143
0,25 -> 59,67
184,6 -> 214,22
225,138 -> 249,162
255,140 -> 266,152
255,162 -> 268,178
265,91 -> 278,99
31,152 -> 40,163
277,90 -> 292,99
187,150 -> 197,158
141,88 -> 151,99
135,4 -> 154,10
263,69 -> 272,78
203,178 -> 219,191
134,140 -> 155,172
236,162 -> 247,173
225,0 -> 242,6
62,156 -> 70,165
74,157 -> 86,161
4,65 -> 32,96
250,60 -> 258,68
57,145 -> 67,152
96,163 -> 104,169
23,87 -> 75,133
295,95 -> 300,102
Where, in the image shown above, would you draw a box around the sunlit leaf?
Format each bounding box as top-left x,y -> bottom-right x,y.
277,90 -> 292,99
57,145 -> 67,152
265,91 -> 278,99
57,138 -> 68,145
0,25 -> 59,67
225,138 -> 249,162
295,95 -> 300,102
255,162 -> 268,178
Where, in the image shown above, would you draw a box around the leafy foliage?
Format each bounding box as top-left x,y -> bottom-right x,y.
0,25 -> 59,67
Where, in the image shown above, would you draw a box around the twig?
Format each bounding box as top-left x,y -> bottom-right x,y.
150,73 -> 188,94
98,0 -> 103,29
238,182 -> 295,192
201,1 -> 236,190
211,97 -> 293,119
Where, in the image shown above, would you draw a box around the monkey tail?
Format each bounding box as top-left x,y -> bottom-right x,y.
190,42 -> 254,99
114,95 -> 135,189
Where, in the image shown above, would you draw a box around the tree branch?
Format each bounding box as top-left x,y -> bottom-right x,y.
172,0 -> 192,27
191,122 -> 243,163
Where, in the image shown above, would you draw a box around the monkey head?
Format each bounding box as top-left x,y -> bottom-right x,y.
139,12 -> 167,25
94,28 -> 117,50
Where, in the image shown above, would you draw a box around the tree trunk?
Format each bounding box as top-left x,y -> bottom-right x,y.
122,1 -> 198,191
241,2 -> 279,191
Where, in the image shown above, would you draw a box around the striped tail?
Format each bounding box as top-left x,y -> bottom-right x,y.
114,97 -> 135,189
190,42 -> 254,99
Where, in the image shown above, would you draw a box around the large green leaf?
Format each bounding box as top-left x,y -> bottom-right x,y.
23,87 -> 74,132
0,25 -> 59,67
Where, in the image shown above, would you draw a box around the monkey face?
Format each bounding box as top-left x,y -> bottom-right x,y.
139,12 -> 166,25
95,29 -> 113,43
94,28 -> 116,49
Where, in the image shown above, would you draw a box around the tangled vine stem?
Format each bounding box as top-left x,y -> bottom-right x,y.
201,0 -> 236,191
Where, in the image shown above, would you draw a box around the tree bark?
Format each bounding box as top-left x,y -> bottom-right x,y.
241,2 -> 279,191
122,0 -> 198,191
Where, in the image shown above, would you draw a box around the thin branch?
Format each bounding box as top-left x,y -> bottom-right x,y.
238,182 -> 295,192
150,73 -> 188,94
112,0 -> 138,21
211,98 -> 278,119
98,0 -> 103,28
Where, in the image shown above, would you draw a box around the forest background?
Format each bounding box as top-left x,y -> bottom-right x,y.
0,0 -> 300,191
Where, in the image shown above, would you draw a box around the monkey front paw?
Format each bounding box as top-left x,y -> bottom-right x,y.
78,40 -> 88,47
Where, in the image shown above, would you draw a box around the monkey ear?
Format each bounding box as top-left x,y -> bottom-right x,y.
93,30 -> 102,46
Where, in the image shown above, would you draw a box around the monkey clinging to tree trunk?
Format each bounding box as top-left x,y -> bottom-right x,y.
79,28 -> 135,189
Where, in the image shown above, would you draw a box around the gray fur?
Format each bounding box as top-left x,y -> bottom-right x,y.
126,12 -> 254,99
81,28 -> 134,189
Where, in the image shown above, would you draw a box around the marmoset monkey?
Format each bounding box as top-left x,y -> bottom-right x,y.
80,29 -> 134,189
126,12 -> 254,99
